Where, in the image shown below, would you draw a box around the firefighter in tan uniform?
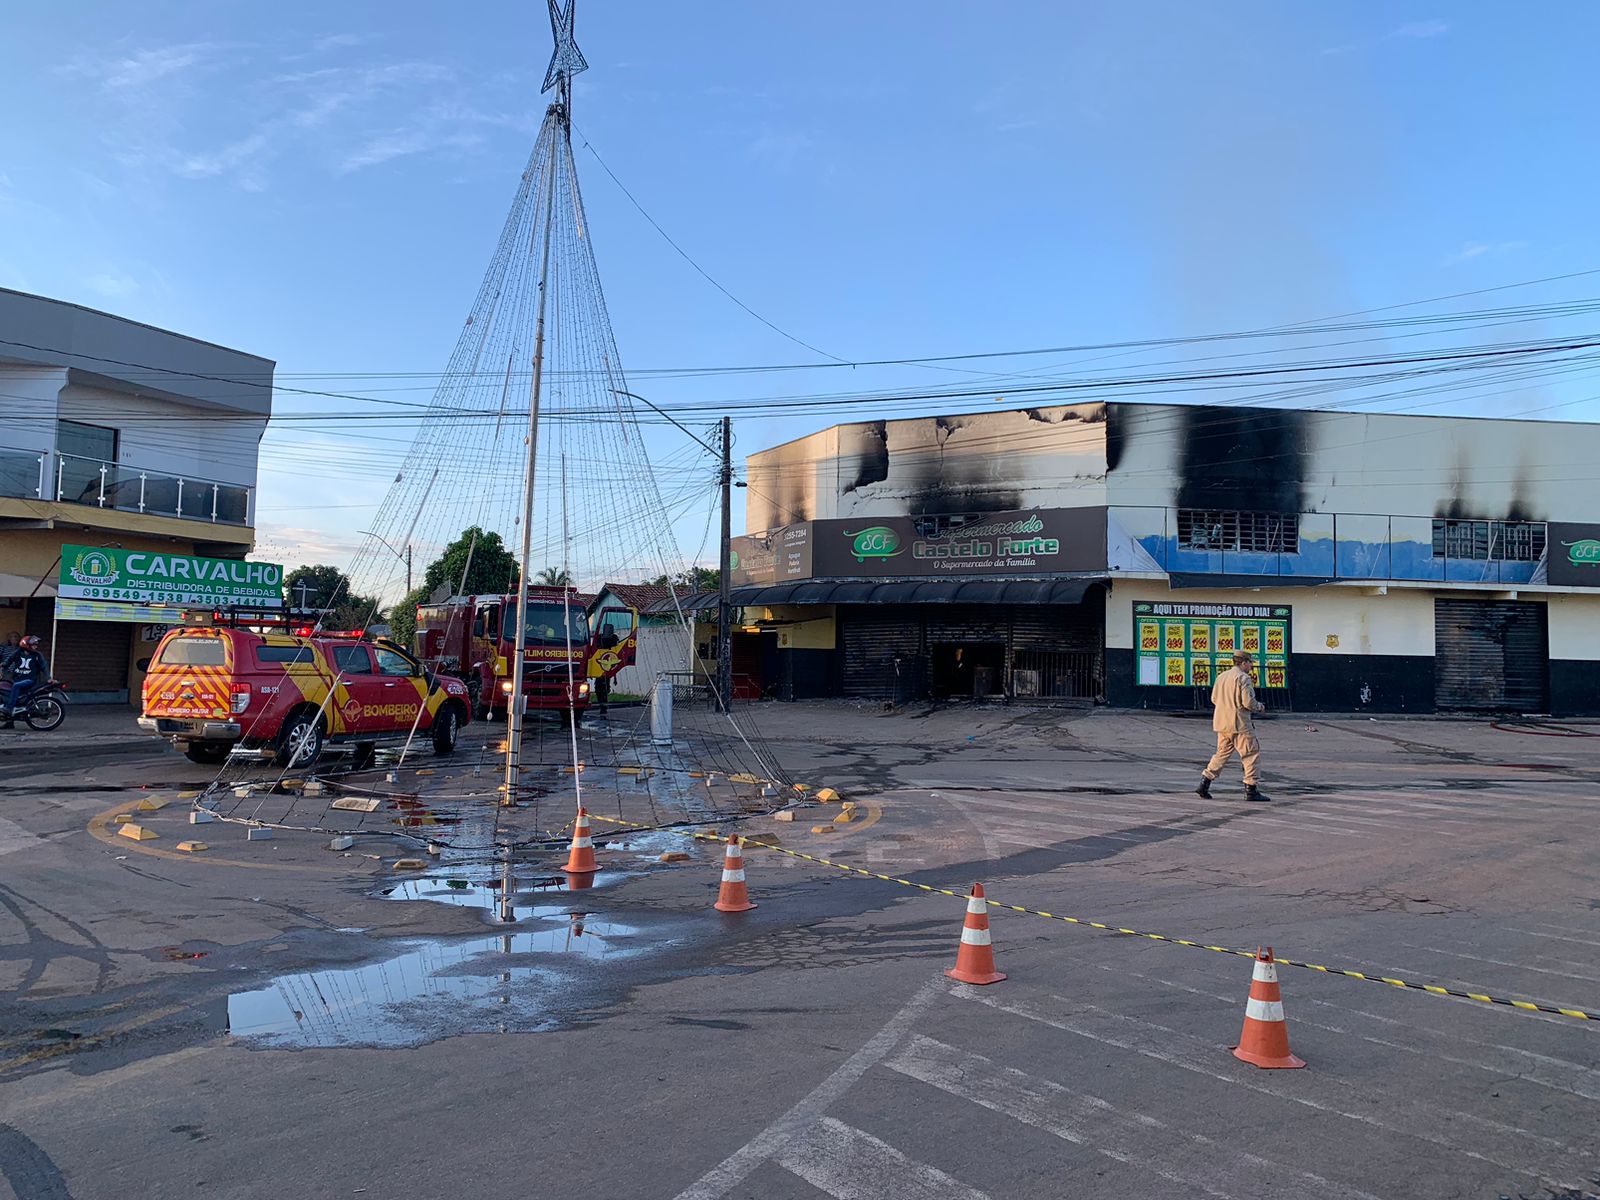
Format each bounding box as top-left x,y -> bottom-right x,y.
1195,650 -> 1271,803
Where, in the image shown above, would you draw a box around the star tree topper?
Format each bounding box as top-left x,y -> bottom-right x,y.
542,0 -> 590,96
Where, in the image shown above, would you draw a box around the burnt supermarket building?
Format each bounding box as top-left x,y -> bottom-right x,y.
713,401 -> 1600,715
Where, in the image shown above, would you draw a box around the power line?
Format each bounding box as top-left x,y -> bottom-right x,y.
574,125 -> 850,365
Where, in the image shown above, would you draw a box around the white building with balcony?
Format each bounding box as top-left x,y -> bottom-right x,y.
0,288 -> 273,702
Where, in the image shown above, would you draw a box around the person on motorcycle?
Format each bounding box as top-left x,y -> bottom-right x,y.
2,635 -> 47,728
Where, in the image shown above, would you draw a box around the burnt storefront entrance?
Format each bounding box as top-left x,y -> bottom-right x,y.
930,640 -> 1006,698
838,588 -> 1105,703
1434,599 -> 1549,713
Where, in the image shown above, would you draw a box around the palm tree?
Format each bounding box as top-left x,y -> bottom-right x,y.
535,566 -> 573,586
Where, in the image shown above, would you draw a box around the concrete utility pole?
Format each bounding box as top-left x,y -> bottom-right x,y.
717,415 -> 733,713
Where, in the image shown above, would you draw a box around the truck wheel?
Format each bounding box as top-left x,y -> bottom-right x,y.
275,713 -> 324,768
431,704 -> 459,755
184,741 -> 232,765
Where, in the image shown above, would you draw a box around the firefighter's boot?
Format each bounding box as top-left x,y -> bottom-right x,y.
1244,785 -> 1272,803
1194,776 -> 1213,799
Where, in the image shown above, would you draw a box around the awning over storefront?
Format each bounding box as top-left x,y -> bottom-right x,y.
0,572 -> 55,599
660,578 -> 1108,613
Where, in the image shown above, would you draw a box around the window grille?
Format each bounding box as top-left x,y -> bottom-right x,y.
1430,519 -> 1546,562
1177,510 -> 1300,554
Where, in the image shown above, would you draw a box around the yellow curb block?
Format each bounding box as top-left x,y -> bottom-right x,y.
111,813 -> 134,825
176,841 -> 207,853
137,797 -> 170,812
118,824 -> 158,841
392,858 -> 428,871
658,851 -> 690,863
816,788 -> 841,802
811,824 -> 835,834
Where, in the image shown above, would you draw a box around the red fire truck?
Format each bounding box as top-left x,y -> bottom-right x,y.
413,587 -> 637,720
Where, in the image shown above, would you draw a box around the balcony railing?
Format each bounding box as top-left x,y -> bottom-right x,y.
1112,506 -> 1548,586
0,448 -> 251,526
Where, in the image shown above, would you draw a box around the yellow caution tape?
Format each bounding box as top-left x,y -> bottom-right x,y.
586,812 -> 1597,1023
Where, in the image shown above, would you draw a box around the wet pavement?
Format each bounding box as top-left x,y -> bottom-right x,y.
2,703 -> 1599,1199
228,906 -> 659,1047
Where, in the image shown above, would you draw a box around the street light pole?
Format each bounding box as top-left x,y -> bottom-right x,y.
360,529 -> 412,593
717,416 -> 733,713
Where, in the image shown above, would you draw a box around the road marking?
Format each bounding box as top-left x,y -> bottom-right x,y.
672,975 -> 946,1200
1399,941 -> 1600,987
954,987 -> 1588,1192
0,816 -> 43,858
888,1035 -> 1383,1200
1506,926 -> 1600,949
955,791 -> 1346,845
1100,963 -> 1600,1106
776,1117 -> 990,1200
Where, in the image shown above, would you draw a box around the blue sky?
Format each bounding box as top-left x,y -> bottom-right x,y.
4,2 -> 1600,571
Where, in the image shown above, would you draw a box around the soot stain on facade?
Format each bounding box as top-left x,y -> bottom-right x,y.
841,420 -> 889,497
1174,406 -> 1306,513
1099,404 -> 1124,473
898,414 -> 1021,515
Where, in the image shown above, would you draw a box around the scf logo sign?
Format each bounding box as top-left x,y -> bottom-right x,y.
844,526 -> 903,561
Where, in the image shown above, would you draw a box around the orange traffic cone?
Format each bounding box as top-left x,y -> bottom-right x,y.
945,883 -> 1006,985
562,807 -> 598,875
1232,947 -> 1305,1069
713,836 -> 756,912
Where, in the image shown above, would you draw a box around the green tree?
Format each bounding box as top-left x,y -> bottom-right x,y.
386,586 -> 430,649
389,527 -> 521,647
645,567 -> 720,593
536,566 -> 573,586
283,565 -> 385,631
422,527 -> 520,597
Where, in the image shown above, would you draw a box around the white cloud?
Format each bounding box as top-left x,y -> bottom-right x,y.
158,60 -> 464,188
254,523 -> 371,572
100,42 -> 221,90
339,126 -> 485,173
1392,20 -> 1450,39
1443,240 -> 1527,267
85,272 -> 140,298
312,32 -> 379,54
175,131 -> 272,180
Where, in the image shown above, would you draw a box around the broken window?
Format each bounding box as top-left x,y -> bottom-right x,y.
1177,510 -> 1300,554
1431,519 -> 1546,562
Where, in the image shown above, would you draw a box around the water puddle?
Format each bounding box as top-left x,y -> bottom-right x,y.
378,876 -> 606,919
227,908 -> 642,1048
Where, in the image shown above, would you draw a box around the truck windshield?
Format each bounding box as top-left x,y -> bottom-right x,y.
503,602 -> 590,648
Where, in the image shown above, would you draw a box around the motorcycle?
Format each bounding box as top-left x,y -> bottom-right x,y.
0,679 -> 69,731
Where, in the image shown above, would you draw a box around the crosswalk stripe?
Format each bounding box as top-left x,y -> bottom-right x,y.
776,1117 -> 990,1200
960,789 -> 1368,839
954,795 -> 1311,847
954,988 -> 1587,1192
671,977 -> 946,1200
888,1035 -> 1382,1200
1397,941 -> 1600,987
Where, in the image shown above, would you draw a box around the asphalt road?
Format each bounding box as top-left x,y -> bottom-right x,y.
1,702 -> 1597,1200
